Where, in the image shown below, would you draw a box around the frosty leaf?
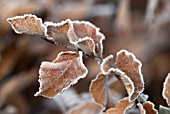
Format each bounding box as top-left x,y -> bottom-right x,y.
101,55 -> 114,74
101,50 -> 144,101
108,68 -> 135,102
162,73 -> 170,107
34,51 -> 88,98
45,19 -> 72,43
90,73 -> 116,109
72,21 -> 105,59
7,14 -> 46,36
75,37 -> 95,57
106,97 -> 134,114
159,105 -> 170,114
45,19 -> 105,58
137,101 -> 158,114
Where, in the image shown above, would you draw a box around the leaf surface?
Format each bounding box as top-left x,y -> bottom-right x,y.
35,51 -> 88,98
101,49 -> 144,101
7,14 -> 46,35
137,101 -> 158,114
90,73 -> 116,109
106,97 -> 134,114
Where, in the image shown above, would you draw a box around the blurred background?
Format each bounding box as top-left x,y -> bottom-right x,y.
0,0 -> 170,114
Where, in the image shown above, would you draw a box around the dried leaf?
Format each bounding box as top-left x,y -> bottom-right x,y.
137,101 -> 158,114
45,19 -> 72,42
106,97 -> 134,114
101,50 -> 144,101
162,73 -> 170,107
108,68 -> 135,102
90,73 -> 116,109
101,54 -> 114,74
75,37 -> 95,56
35,51 -> 88,98
7,14 -> 46,36
72,21 -> 105,59
159,105 -> 170,114
45,20 -> 105,58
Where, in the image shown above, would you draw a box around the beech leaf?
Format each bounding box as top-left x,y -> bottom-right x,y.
162,73 -> 170,107
137,101 -> 158,114
106,97 -> 134,114
90,73 -> 116,109
72,21 -> 105,58
101,54 -> 114,74
108,68 -> 135,102
34,51 -> 88,98
75,37 -> 95,57
45,20 -> 105,59
7,14 -> 46,36
101,49 -> 144,101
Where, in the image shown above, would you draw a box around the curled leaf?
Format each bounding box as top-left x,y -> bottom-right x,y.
71,21 -> 105,58
45,19 -> 105,58
162,73 -> 170,107
137,101 -> 158,114
45,19 -> 72,43
35,51 -> 88,98
90,73 -> 116,109
106,97 -> 134,114
108,68 -> 135,102
101,54 -> 114,74
101,49 -> 144,101
75,37 -> 95,57
7,14 -> 46,35
114,49 -> 144,100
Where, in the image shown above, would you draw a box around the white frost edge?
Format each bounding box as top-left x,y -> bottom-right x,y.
120,97 -> 134,114
106,97 -> 134,114
72,20 -> 105,56
34,51 -> 88,98
7,14 -> 47,35
144,101 -> 158,114
137,103 -> 146,114
117,49 -> 145,94
162,73 -> 170,106
100,54 -> 114,74
108,68 -> 135,102
74,36 -> 96,55
44,19 -> 72,41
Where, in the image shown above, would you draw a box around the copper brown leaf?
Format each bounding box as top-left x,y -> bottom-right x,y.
90,73 -> 116,109
72,21 -> 105,59
108,68 -> 135,102
34,51 -> 88,98
114,50 -> 144,101
162,73 -> 170,107
101,50 -> 144,101
45,20 -> 105,58
101,54 -> 114,74
106,97 -> 134,114
45,19 -> 72,44
7,14 -> 46,36
137,101 -> 158,114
